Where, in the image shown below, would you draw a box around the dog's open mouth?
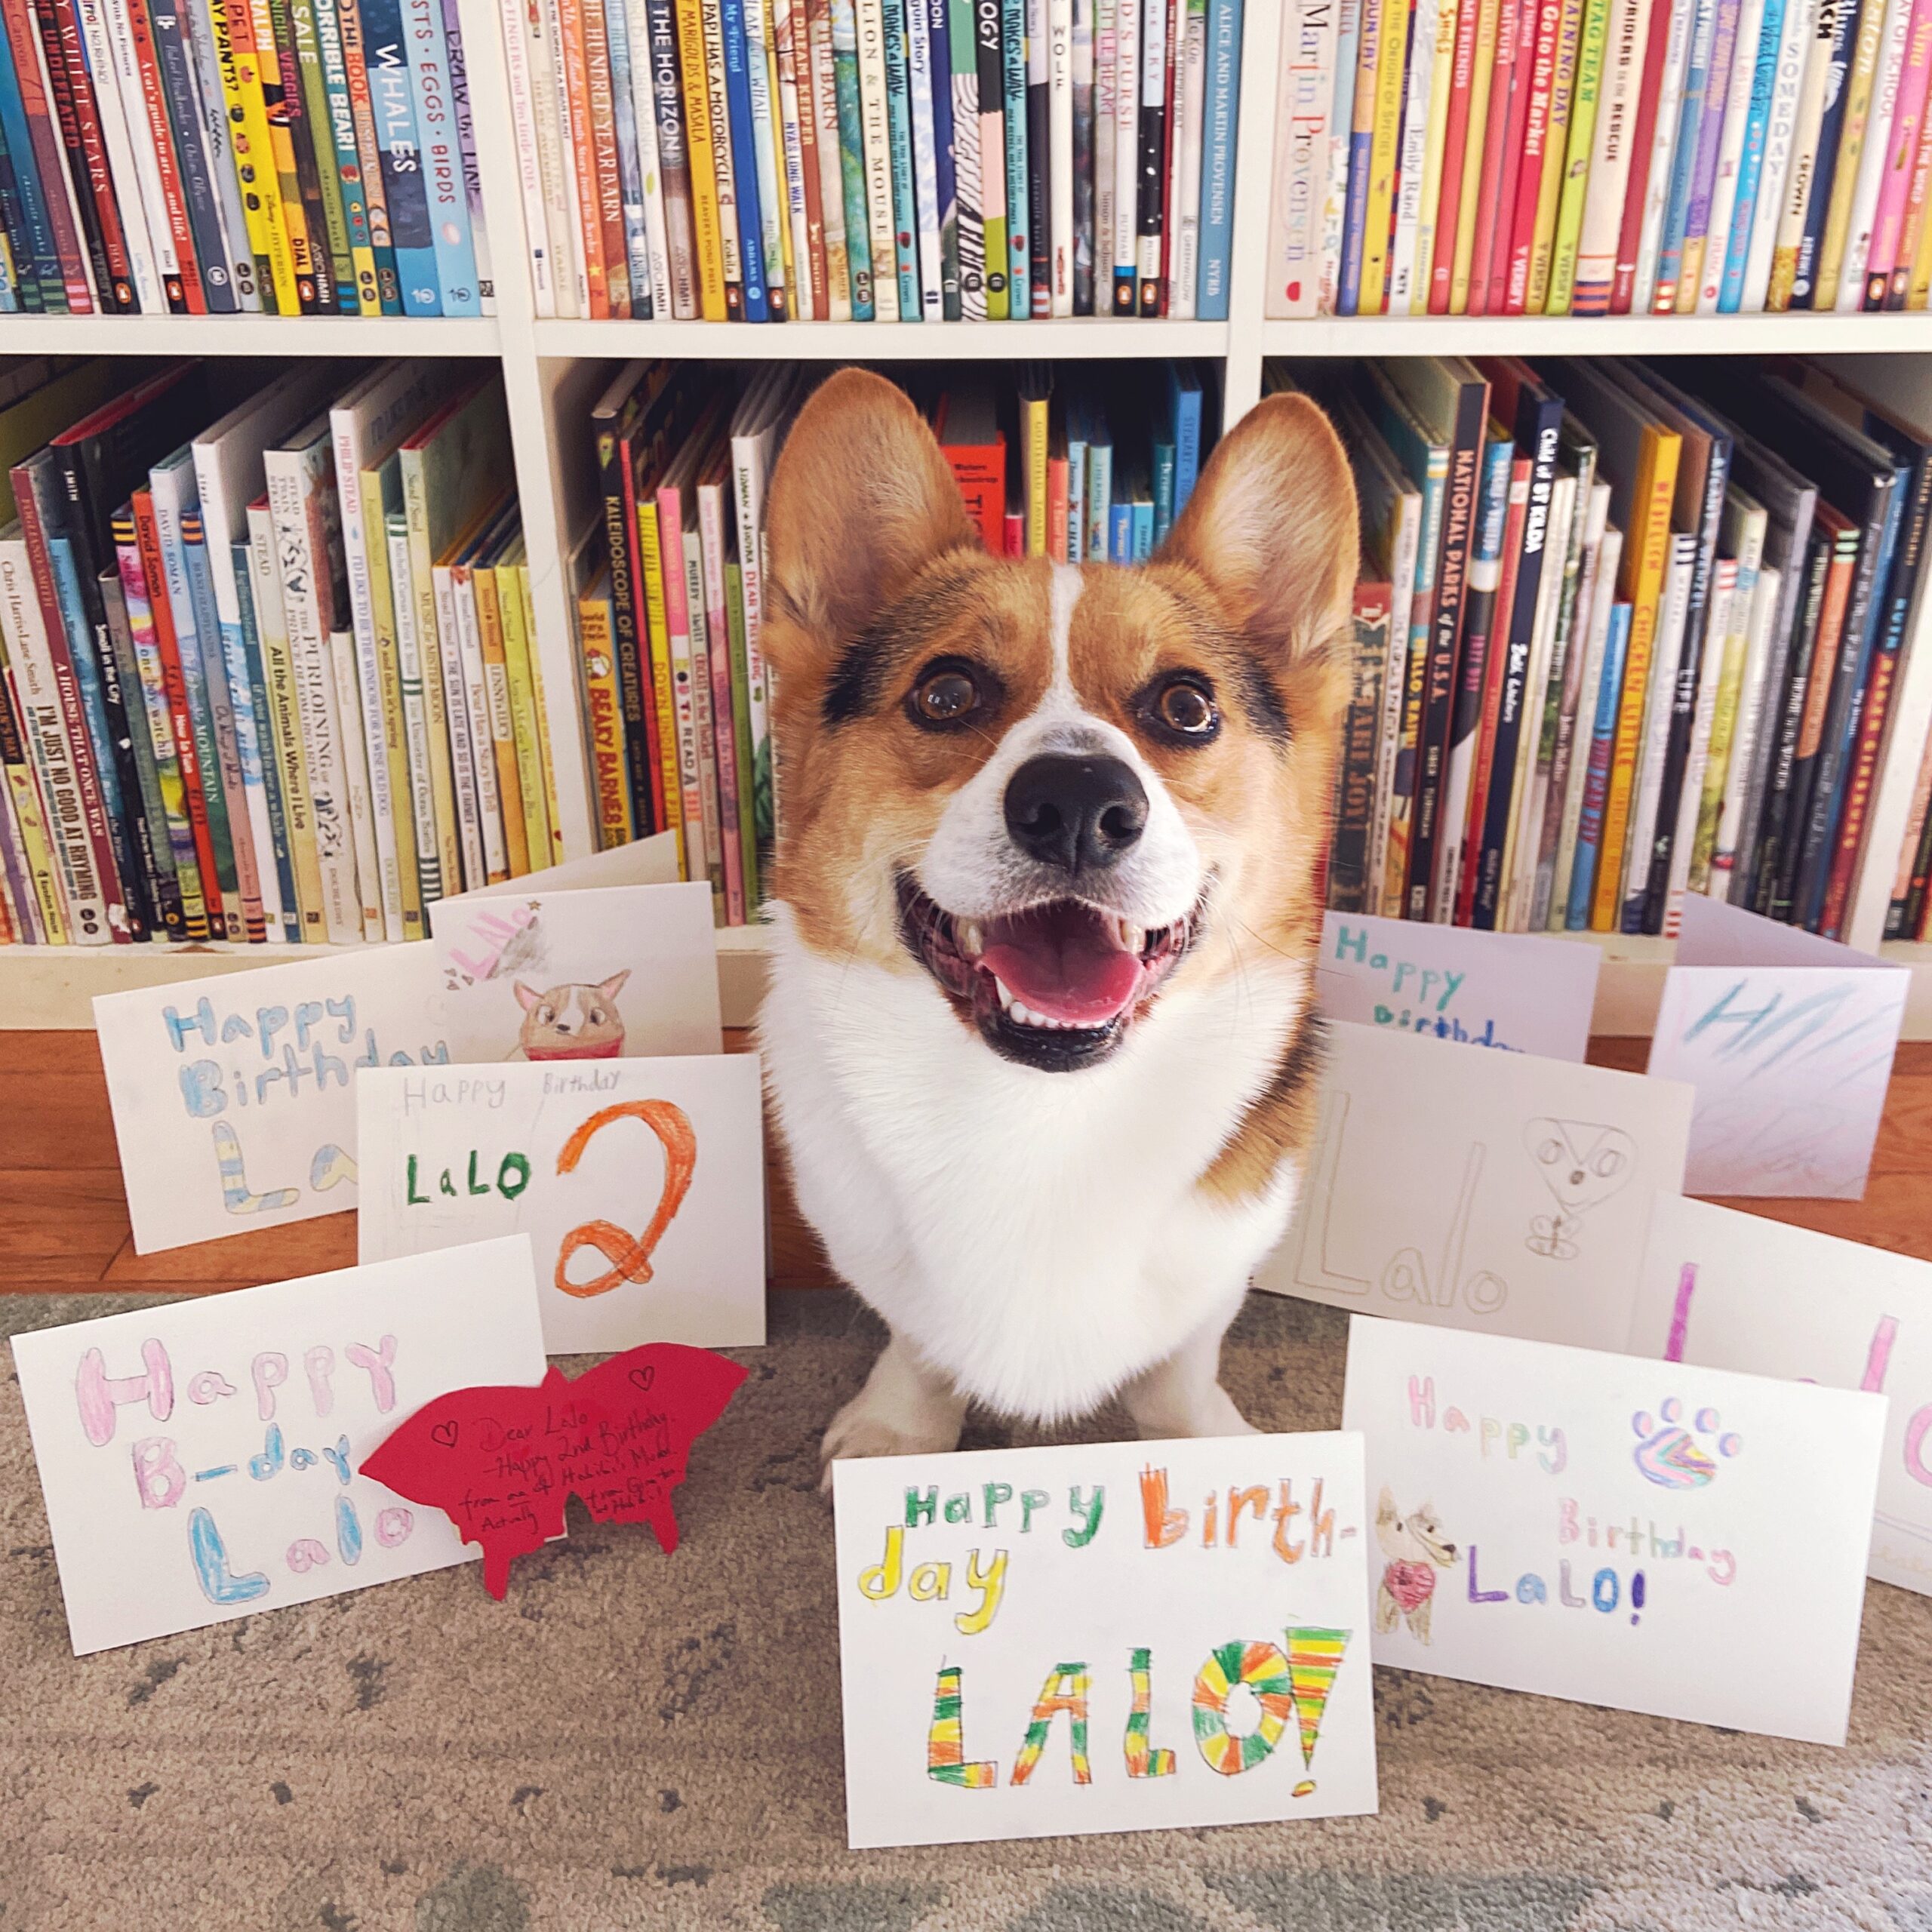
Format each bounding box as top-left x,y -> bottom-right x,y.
896,872 -> 1204,1070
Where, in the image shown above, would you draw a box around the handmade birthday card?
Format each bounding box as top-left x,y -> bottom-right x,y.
1317,912 -> 1601,1060
1647,894 -> 1909,1198
11,1237 -> 548,1654
94,943 -> 447,1254
1342,1315 -> 1884,1745
355,1056 -> 766,1353
1630,1193 -> 1932,1598
832,1433 -> 1378,1850
429,881 -> 721,1063
1255,1023 -> 1694,1351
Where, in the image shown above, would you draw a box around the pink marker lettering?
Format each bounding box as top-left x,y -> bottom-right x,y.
75,1340 -> 174,1446
346,1336 -> 398,1412
131,1437 -> 186,1509
251,1351 -> 288,1420
305,1346 -> 337,1416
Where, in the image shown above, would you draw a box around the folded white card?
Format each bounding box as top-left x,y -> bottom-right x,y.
832,1432 -> 1378,1849
1317,912 -> 1601,1060
1255,1023 -> 1694,1351
94,943 -> 446,1254
1647,895 -> 1909,1198
1342,1315 -> 1884,1745
355,1055 -> 766,1353
12,1237 -> 548,1654
429,880 -> 721,1063
1630,1192 -> 1932,1597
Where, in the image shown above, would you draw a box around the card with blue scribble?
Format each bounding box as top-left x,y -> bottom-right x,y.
11,1236 -> 546,1653
1647,895 -> 1909,1198
1343,1315 -> 1884,1745
93,943 -> 446,1253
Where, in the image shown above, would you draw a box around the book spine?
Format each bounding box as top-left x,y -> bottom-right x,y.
698,490 -> 745,921
675,0 -> 724,313
1503,0 -> 1564,315
1270,0 -> 1334,318
743,0 -> 793,316
832,0 -> 876,312
1867,0 -> 1932,303
681,525 -> 726,911
645,0 -> 698,314
0,531 -> 111,938
1429,0 -> 1480,309
720,0 -> 771,317
246,500 -> 321,935
854,0 -> 900,315
1000,0 -> 1029,312
909,0 -> 949,314
1622,0 -> 1691,307
46,0 -> 135,307
654,482 -> 708,882
4,0 -> 95,307
1789,0 -> 1854,303
1069,0 -> 1090,312
882,0 -> 924,312
497,0 -> 555,311
361,0 -> 438,309
1111,0 -> 1136,311
603,0 -> 654,312
577,580 -> 632,848
1816,0 -> 1890,306
809,0 -> 851,313
1567,0 -> 1643,309
492,556 -> 552,867
1025,0 -> 1049,309
778,0 -> 823,317
1715,0 -> 1786,308
403,0 -> 478,310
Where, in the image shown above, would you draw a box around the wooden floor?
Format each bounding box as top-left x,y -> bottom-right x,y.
5,1029 -> 1932,1297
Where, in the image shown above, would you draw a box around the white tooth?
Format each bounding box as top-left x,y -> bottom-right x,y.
958,919 -> 984,957
1011,1000 -> 1035,1026
1123,923 -> 1146,956
995,977 -> 1016,1013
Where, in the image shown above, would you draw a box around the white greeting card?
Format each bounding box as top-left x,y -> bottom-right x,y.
355,1056 -> 766,1353
429,881 -> 721,1063
1317,912 -> 1601,1060
11,1236 -> 548,1654
832,1433 -> 1377,1849
1341,1315 -> 1884,1745
1647,894 -> 1909,1198
94,943 -> 447,1254
1255,1023 -> 1694,1351
1630,1192 -> 1932,1597
455,830 -> 682,897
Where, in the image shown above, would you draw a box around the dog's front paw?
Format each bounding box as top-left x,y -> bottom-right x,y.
818,1386 -> 965,1493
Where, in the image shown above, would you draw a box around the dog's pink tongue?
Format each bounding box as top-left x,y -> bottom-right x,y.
980,905 -> 1143,1026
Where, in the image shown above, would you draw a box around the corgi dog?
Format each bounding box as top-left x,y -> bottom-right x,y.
512,972 -> 631,1061
1374,1487 -> 1457,1644
756,371 -> 1356,1472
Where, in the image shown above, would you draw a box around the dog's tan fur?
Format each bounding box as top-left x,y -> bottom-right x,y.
759,369 -> 1356,1438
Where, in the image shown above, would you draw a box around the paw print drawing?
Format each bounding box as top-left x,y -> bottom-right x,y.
1632,1398 -> 1743,1490
1524,1118 -> 1635,1258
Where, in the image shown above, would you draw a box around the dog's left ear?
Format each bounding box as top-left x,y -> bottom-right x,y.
764,368 -> 977,685
1159,392 -> 1358,666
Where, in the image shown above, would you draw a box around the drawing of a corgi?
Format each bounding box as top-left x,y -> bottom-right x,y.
512,973 -> 631,1061
1374,1486 -> 1457,1644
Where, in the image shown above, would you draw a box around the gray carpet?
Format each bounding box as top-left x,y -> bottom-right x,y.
5,1288 -> 1932,1932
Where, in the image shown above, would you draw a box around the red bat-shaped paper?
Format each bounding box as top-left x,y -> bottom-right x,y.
360,1343 -> 747,1598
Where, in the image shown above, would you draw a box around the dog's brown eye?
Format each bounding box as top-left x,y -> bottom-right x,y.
1146,674 -> 1220,744
906,657 -> 999,732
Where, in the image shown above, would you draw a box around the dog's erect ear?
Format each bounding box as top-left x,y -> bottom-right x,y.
764,368 -> 977,681
1160,392 -> 1358,666
1376,1484 -> 1397,1524
513,981 -> 540,1013
596,971 -> 630,1001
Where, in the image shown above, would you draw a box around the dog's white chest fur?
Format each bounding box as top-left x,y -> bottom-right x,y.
758,906 -> 1306,1422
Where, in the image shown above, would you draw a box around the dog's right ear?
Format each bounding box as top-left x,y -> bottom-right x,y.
764,369 -> 977,685
1376,1484 -> 1397,1524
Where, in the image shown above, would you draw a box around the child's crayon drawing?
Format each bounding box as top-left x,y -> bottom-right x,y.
833,1434 -> 1379,1848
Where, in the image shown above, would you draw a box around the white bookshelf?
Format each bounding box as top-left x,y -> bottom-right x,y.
5,0 -> 1932,1037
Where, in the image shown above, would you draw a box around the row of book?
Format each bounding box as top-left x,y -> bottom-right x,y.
0,0 -> 491,315
1303,352 -> 1932,948
0,357 -> 557,950
1270,0 -> 1932,320
502,0 -> 1247,321
575,358 -> 1210,927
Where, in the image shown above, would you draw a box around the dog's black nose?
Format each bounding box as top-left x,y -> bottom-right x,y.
1004,754 -> 1149,873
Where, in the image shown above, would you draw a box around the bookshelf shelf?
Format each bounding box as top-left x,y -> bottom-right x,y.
528,318 -> 1233,361
5,0 -> 1932,1032
0,315 -> 506,356
7,925 -> 1929,1038
1256,315 -> 1932,358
